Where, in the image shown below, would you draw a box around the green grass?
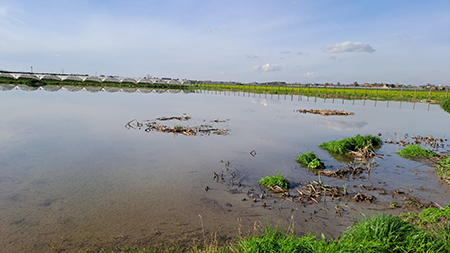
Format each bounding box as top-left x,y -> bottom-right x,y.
337,214 -> 449,252
101,206 -> 450,252
236,227 -> 334,253
258,173 -> 290,190
194,83 -> 449,102
396,145 -> 438,158
318,134 -> 382,155
400,206 -> 450,228
437,156 -> 450,184
296,152 -> 325,169
441,99 -> 450,114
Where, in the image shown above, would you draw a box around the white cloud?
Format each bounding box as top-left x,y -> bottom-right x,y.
0,6 -> 25,24
252,63 -> 282,72
280,50 -> 291,54
318,120 -> 367,131
246,54 -> 259,59
303,72 -> 318,79
324,41 -> 375,53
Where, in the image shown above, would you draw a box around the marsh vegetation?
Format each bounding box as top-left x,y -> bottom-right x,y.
396,145 -> 438,158
318,134 -> 382,157
107,206 -> 450,253
295,152 -> 325,169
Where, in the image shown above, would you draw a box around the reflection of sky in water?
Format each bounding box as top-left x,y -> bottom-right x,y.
318,119 -> 368,131
1,89 -> 450,251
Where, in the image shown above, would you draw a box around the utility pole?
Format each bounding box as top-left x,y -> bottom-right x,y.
31,66 -> 33,73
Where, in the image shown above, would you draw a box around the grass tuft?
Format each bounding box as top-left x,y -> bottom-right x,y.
318,134 -> 382,155
441,99 -> 450,114
400,206 -> 450,228
437,156 -> 450,184
258,173 -> 290,190
99,206 -> 450,252
296,152 -> 325,169
236,226 -> 334,253
396,145 -> 437,158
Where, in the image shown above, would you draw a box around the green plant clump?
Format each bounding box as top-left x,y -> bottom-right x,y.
441,99 -> 450,114
396,145 -> 438,158
437,156 -> 450,184
296,152 -> 325,169
235,213 -> 450,253
98,206 -> 450,252
258,173 -> 290,190
400,206 -> 450,228
308,158 -> 325,169
318,134 -> 382,155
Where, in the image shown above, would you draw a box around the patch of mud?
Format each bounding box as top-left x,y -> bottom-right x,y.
295,109 -> 354,116
384,133 -> 449,152
125,114 -> 229,136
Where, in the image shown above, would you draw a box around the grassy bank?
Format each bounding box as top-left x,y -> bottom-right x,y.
195,83 -> 449,103
104,206 -> 450,253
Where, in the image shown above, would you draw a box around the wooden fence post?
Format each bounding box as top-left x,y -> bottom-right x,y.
428,88 -> 432,99
446,86 -> 448,99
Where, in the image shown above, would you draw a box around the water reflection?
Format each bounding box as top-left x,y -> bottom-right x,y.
318,119 -> 368,131
0,87 -> 449,252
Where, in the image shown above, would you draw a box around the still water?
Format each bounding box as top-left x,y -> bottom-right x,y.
1,86 -> 450,252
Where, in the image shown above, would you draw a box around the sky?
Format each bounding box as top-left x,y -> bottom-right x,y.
0,0 -> 449,85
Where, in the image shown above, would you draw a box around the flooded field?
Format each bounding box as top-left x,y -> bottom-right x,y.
1,86 -> 450,252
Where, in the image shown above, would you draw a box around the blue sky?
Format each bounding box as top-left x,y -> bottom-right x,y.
0,0 -> 449,85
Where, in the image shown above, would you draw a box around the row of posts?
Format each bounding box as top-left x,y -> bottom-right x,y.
197,87 -> 434,111
198,83 -> 449,100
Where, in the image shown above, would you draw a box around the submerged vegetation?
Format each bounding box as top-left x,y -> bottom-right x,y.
296,152 -> 325,169
108,206 -> 450,253
318,134 -> 382,155
396,145 -> 438,158
258,173 -> 290,190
